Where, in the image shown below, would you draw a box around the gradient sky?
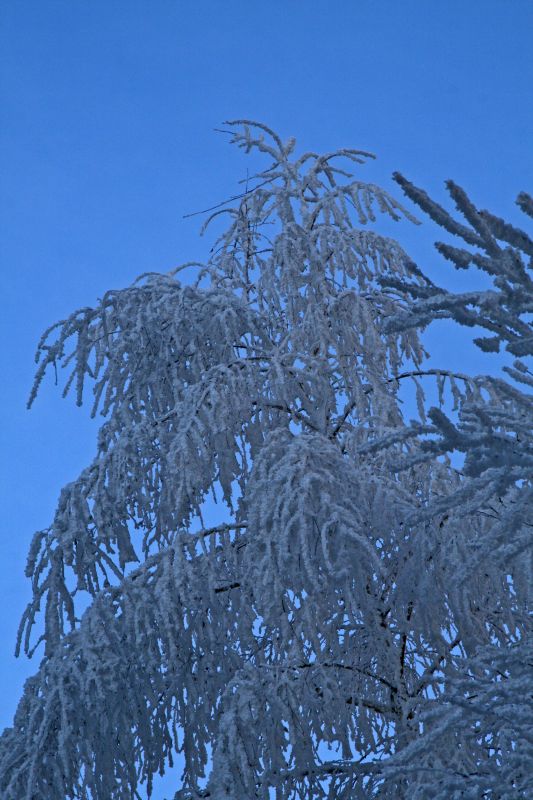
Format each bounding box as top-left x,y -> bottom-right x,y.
1,2 -> 532,798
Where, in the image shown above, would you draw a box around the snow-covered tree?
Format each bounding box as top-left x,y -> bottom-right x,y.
373,175 -> 533,798
0,122 -> 530,799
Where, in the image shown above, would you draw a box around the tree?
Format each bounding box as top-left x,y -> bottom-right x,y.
373,174 -> 533,798
0,121 -> 530,799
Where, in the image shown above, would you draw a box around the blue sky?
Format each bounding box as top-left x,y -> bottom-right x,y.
1,2 -> 532,797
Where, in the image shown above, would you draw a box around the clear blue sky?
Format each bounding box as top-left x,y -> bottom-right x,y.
1,2 -> 532,797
